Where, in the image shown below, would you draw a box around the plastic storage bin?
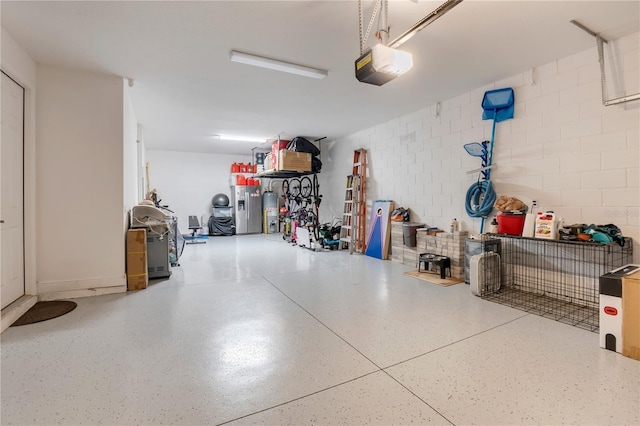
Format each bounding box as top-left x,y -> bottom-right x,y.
497,212 -> 526,236
402,222 -> 425,247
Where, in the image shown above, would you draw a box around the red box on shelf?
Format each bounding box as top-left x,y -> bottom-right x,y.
271,140 -> 289,169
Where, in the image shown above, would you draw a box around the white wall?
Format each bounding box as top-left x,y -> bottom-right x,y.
320,32 -> 640,262
36,65 -> 126,295
145,150 -> 251,231
1,27 -> 38,296
123,84 -> 139,215
137,124 -> 146,202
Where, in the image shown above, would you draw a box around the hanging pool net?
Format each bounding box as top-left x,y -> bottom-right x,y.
482,88 -> 515,122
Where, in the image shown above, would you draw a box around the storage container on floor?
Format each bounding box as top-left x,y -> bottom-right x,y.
402,222 -> 425,247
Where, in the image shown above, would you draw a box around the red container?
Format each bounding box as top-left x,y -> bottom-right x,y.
272,140 -> 289,151
271,140 -> 290,169
497,212 -> 526,236
236,174 -> 246,185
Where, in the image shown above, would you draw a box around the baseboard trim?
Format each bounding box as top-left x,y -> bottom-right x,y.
37,275 -> 126,294
38,285 -> 126,302
3,276 -> 128,332
1,295 -> 38,333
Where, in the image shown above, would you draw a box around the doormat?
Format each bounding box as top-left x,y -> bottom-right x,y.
11,301 -> 77,326
403,270 -> 464,287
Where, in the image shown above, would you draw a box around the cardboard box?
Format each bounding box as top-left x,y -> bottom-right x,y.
599,265 -> 637,353
271,140 -> 289,169
403,247 -> 419,267
272,140 -> 289,155
622,270 -> 640,360
127,228 -> 148,291
277,149 -> 312,172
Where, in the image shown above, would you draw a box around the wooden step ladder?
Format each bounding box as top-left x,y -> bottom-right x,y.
339,149 -> 367,253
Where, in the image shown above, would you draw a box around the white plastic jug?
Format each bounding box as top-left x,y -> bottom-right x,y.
534,211 -> 558,240
522,200 -> 537,238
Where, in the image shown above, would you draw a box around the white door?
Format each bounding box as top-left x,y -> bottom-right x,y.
1,71 -> 25,309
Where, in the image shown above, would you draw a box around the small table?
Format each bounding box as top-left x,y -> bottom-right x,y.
418,253 -> 451,279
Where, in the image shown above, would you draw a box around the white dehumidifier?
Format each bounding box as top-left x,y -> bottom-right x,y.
470,251 -> 501,296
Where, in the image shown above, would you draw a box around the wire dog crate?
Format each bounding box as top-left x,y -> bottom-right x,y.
481,236 -> 633,332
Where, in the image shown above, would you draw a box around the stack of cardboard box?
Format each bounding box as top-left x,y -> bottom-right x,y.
389,223 -> 468,279
262,149 -> 312,173
390,222 -> 404,263
403,247 -> 419,267
126,228 -> 148,291
420,231 -> 468,279
271,140 -> 289,169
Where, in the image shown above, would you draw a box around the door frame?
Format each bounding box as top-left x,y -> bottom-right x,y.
1,70 -> 26,308
1,66 -> 37,330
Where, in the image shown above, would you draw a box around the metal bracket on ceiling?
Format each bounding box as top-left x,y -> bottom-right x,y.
358,0 -> 462,53
570,20 -> 608,43
388,0 -> 463,49
571,20 -> 640,106
358,0 -> 385,54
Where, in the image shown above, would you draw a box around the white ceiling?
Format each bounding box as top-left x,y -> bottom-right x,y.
2,1 -> 639,155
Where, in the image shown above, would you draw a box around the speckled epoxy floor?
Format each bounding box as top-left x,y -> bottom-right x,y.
2,234 -> 639,425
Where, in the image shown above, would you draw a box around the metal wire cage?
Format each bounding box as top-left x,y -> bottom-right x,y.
480,235 -> 633,332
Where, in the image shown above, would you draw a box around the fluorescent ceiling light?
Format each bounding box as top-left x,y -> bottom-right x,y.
230,50 -> 328,79
215,134 -> 267,143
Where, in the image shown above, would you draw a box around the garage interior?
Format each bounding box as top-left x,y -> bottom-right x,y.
1,1 -> 640,424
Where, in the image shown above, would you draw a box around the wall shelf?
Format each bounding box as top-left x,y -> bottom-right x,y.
251,138 -> 322,179
256,170 -> 316,179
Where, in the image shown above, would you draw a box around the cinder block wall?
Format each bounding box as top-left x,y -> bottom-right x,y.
320,31 -> 639,263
